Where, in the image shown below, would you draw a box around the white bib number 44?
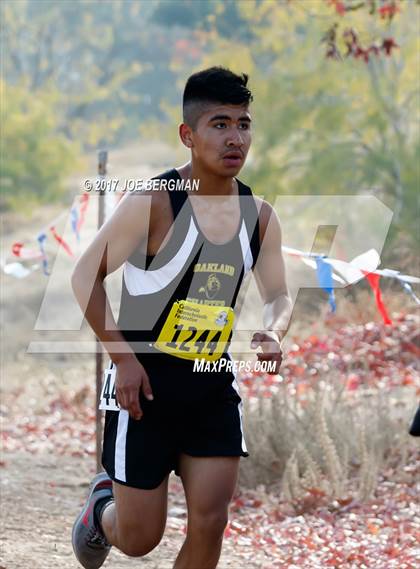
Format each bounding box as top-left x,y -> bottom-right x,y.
99,361 -> 120,412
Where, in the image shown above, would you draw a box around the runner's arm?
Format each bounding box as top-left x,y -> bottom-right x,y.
252,200 -> 293,346
71,192 -> 152,363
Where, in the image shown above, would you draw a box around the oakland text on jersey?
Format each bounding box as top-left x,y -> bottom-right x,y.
194,262 -> 235,277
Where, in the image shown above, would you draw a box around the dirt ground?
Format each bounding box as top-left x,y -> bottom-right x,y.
0,145 -> 302,569
2,144 -> 419,568
1,353 -> 418,569
0,451 -> 273,569
0,358 -> 274,569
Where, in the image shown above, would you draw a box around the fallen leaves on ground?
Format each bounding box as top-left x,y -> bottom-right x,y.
1,312 -> 419,567
240,312 -> 419,400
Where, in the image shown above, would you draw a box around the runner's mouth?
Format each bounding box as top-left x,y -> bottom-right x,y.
222,152 -> 243,166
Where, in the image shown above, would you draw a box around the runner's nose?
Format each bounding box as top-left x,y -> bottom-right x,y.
226,128 -> 244,148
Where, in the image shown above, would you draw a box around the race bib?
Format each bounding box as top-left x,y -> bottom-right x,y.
99,361 -> 119,411
154,300 -> 234,361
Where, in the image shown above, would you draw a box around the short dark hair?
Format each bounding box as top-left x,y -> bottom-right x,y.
183,66 -> 253,129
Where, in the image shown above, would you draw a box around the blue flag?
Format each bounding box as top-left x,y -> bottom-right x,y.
315,255 -> 336,312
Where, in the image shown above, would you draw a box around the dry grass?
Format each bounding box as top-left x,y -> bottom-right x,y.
234,269 -> 419,503
239,372 -> 417,503
238,281 -> 419,504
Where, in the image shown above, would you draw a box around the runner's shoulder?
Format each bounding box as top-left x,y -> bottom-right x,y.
237,180 -> 272,220
252,196 -> 281,244
118,168 -> 175,212
148,167 -> 179,213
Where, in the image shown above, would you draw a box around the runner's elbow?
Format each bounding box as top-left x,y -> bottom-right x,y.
71,260 -> 104,297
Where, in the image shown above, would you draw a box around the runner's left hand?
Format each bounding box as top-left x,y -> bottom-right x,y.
250,331 -> 283,374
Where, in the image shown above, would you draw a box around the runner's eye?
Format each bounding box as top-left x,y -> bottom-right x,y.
239,122 -> 250,130
214,122 -> 227,129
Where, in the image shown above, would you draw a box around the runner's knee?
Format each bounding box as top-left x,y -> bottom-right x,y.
117,528 -> 163,557
116,512 -> 165,557
189,511 -> 228,538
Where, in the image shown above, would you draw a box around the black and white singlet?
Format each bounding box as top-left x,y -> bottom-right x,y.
117,167 -> 260,359
101,168 -> 261,486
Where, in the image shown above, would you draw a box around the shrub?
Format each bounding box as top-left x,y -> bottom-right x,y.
0,80 -> 80,211
239,344 -> 417,508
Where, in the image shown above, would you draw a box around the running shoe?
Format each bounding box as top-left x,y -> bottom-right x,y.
72,472 -> 113,569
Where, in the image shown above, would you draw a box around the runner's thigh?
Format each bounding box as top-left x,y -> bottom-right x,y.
178,454 -> 240,519
113,475 -> 169,543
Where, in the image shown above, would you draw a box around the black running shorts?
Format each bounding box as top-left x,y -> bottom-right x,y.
101,352 -> 249,489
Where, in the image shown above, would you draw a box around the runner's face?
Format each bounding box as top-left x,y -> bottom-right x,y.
189,104 -> 251,177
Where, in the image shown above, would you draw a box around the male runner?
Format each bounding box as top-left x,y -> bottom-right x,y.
71,67 -> 292,569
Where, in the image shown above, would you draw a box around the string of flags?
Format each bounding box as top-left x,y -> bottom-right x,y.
2,195 -> 419,325
2,194 -> 90,278
283,246 -> 420,324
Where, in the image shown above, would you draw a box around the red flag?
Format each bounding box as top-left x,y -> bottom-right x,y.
49,226 -> 74,257
363,271 -> 392,325
77,194 -> 90,232
12,242 -> 24,257
12,242 -> 43,259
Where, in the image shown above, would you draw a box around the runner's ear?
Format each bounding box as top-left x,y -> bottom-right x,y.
179,123 -> 193,148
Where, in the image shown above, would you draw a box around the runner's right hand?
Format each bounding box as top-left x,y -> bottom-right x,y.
114,354 -> 154,420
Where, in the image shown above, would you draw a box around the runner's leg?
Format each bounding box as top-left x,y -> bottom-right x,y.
173,454 -> 240,569
101,475 -> 169,557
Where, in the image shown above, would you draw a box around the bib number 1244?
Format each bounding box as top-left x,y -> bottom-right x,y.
166,324 -> 221,354
154,301 -> 234,361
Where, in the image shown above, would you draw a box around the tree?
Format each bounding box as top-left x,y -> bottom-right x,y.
1,0 -> 180,147
183,0 -> 419,260
0,80 -> 79,210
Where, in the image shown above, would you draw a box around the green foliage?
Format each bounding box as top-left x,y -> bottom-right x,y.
199,1 -> 419,257
1,0 -> 418,252
152,0 -> 216,29
1,0 -> 179,147
0,81 -> 80,210
152,0 -> 253,41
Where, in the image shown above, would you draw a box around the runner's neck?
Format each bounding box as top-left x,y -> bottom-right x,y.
176,162 -> 238,198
